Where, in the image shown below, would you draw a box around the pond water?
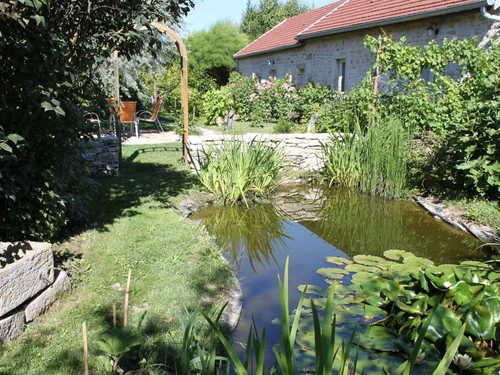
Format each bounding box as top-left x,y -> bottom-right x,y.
190,185 -> 491,370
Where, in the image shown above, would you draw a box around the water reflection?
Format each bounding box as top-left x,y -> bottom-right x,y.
192,203 -> 292,272
192,185 -> 486,269
305,187 -> 485,263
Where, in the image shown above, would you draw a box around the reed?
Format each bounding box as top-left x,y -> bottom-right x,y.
196,136 -> 289,206
321,118 -> 409,198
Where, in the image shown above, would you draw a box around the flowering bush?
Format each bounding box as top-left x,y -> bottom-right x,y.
249,76 -> 299,122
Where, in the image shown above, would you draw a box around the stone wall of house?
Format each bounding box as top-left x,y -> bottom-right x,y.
236,9 -> 495,90
81,136 -> 120,176
188,133 -> 332,179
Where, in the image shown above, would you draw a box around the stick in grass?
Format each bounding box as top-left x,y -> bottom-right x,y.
82,321 -> 89,375
124,267 -> 132,327
112,299 -> 116,328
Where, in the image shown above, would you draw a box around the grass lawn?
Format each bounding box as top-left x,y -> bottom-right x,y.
193,117 -> 277,135
0,143 -> 233,375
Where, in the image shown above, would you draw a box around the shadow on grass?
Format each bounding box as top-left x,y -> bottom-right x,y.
85,144 -> 198,232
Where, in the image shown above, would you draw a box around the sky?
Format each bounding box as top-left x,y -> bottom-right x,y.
181,0 -> 335,35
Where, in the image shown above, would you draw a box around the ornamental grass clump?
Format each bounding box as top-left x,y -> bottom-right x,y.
196,137 -> 289,206
321,117 -> 409,198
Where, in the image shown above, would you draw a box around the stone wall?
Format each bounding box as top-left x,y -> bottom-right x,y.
0,242 -> 70,344
188,133 -> 331,179
236,10 -> 495,90
81,136 -> 119,176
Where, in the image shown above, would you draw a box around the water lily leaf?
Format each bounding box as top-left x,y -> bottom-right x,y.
465,305 -> 496,340
366,295 -> 385,307
384,249 -> 409,261
425,305 -> 461,342
299,284 -> 329,298
446,280 -> 472,305
354,325 -> 396,351
487,272 -> 500,282
403,255 -> 434,268
353,255 -> 396,268
395,299 -> 423,315
471,358 -> 500,369
326,256 -> 352,266
352,272 -> 376,284
362,304 -> 387,319
317,267 -> 349,280
345,263 -> 382,274
481,297 -> 500,323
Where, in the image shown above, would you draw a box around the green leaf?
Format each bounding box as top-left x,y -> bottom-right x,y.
465,305 -> 496,340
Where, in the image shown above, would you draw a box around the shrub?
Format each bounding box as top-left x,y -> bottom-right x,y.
273,118 -> 294,134
228,72 -> 257,121
202,87 -> 234,125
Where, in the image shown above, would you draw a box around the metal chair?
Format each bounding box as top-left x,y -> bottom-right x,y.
83,111 -> 102,138
120,101 -> 139,138
136,97 -> 164,132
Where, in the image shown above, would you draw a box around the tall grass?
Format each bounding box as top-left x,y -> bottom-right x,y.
196,136 -> 289,206
321,118 -> 409,198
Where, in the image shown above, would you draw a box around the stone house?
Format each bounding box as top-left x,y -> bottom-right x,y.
233,0 -> 498,91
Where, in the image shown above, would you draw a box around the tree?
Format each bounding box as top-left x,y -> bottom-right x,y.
240,0 -> 311,41
185,20 -> 249,86
0,0 -> 194,241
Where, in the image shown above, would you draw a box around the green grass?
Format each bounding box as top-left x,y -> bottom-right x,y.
0,143 -> 234,375
445,198 -> 500,232
194,118 -> 276,135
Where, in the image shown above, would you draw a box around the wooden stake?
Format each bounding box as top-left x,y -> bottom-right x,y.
124,267 -> 132,327
112,300 -> 117,328
371,35 -> 382,129
82,322 -> 89,375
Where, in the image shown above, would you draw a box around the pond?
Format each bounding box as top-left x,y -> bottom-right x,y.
190,185 -> 492,372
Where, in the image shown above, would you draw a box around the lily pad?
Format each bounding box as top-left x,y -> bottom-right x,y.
326,256 -> 352,266
354,325 -> 397,352
465,304 -> 496,340
317,267 -> 349,280
353,255 -> 397,268
383,249 -> 410,261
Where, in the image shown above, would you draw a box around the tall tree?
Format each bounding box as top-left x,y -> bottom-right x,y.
240,0 -> 311,41
185,20 -> 250,85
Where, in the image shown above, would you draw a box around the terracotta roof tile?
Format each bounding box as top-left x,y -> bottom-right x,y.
299,0 -> 484,38
234,3 -> 338,58
234,0 -> 484,58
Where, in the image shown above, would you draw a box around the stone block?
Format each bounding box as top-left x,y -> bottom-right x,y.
0,242 -> 54,317
0,310 -> 25,345
25,271 -> 71,322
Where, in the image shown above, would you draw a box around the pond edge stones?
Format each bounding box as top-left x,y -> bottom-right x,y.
0,242 -> 70,344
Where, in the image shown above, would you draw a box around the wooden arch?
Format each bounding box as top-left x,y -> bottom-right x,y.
114,23 -> 190,168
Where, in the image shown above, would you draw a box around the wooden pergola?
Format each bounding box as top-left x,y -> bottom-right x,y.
113,23 -> 190,169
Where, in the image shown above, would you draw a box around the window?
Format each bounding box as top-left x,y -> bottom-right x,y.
334,58 -> 346,92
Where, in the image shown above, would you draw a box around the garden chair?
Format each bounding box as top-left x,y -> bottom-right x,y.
120,101 -> 139,138
136,97 -> 164,132
83,111 -> 102,138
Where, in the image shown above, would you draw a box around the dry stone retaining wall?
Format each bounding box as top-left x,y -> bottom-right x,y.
188,133 -> 332,179
0,242 -> 70,344
81,136 -> 120,176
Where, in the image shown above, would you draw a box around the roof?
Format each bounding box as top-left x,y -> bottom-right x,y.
234,0 -> 485,59
233,2 -> 339,58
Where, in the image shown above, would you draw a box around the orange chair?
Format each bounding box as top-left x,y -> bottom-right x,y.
136,97 -> 164,132
120,101 -> 139,138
